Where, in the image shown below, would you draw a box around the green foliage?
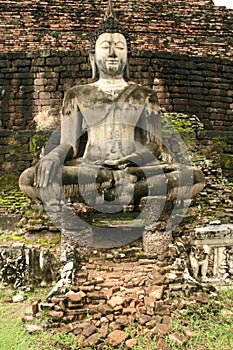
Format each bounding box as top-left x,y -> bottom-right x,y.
212,136 -> 228,150
124,322 -> 158,349
0,175 -> 29,215
163,112 -> 196,134
221,154 -> 233,170
0,302 -> 35,350
0,174 -> 19,192
49,332 -> 77,350
8,137 -> 21,148
29,133 -> 47,156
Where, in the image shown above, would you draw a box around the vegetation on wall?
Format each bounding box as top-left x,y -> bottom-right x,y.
162,112 -> 201,134
29,132 -> 47,159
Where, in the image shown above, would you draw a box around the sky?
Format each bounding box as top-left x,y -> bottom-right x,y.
213,0 -> 233,9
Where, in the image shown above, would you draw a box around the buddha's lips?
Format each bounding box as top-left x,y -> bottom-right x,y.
107,59 -> 119,64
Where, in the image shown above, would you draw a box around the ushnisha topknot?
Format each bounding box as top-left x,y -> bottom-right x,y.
90,0 -> 131,56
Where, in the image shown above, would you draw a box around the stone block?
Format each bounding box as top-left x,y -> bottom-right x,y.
81,323 -> 96,338
25,325 -> 43,334
85,333 -> 101,347
107,330 -> 128,347
34,78 -> 46,86
143,227 -> 172,257
48,310 -> 64,320
39,91 -> 50,100
46,57 -> 61,66
168,332 -> 188,346
126,339 -> 138,348
32,58 -> 45,66
191,224 -> 233,280
108,296 -> 125,308
66,291 -> 86,303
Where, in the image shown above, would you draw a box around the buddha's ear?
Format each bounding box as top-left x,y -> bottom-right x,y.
123,61 -> 130,80
89,53 -> 97,80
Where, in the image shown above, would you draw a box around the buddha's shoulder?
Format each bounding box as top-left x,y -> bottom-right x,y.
127,82 -> 158,103
128,82 -> 156,94
64,84 -> 98,98
64,82 -> 157,102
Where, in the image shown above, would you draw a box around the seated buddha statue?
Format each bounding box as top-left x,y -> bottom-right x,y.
19,1 -> 204,215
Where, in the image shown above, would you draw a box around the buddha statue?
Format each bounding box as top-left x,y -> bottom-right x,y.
19,0 -> 204,224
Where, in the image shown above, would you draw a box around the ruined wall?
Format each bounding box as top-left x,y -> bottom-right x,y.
0,0 -> 232,57
1,50 -> 232,131
0,0 -> 232,179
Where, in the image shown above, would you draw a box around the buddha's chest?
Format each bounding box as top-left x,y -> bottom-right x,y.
81,104 -> 144,162
82,103 -> 144,136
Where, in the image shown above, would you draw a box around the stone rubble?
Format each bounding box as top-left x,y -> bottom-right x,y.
23,247 -> 216,349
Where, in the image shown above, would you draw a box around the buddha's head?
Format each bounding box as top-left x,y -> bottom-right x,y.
89,2 -> 131,79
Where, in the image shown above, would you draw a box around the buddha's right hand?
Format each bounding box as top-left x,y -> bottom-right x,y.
35,153 -> 61,188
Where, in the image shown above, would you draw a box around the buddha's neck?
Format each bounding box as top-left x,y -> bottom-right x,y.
96,77 -> 128,91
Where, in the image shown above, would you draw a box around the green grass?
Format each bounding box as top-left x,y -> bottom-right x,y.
0,299 -> 35,350
166,288 -> 233,350
0,289 -> 50,350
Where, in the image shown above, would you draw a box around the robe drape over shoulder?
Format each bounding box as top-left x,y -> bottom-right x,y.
61,83 -> 162,164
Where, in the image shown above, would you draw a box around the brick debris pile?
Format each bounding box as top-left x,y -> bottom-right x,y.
24,247 -> 215,349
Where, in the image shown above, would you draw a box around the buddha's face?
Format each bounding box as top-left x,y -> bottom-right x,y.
95,33 -> 127,77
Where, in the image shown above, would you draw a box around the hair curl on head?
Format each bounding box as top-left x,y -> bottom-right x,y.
90,16 -> 131,57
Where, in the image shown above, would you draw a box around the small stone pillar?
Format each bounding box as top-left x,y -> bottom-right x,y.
61,203 -> 94,249
140,196 -> 173,260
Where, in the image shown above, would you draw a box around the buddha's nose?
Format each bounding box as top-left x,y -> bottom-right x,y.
109,45 -> 116,57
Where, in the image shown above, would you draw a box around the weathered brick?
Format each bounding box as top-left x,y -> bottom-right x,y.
46,57 -> 61,66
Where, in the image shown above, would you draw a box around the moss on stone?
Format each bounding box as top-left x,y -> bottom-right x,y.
0,231 -> 61,248
0,175 -> 19,191
212,136 -> 228,152
221,154 -> 233,170
163,112 -> 195,134
29,133 -> 47,156
0,190 -> 30,213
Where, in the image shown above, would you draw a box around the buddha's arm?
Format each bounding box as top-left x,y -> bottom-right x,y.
35,88 -> 82,188
132,94 -> 162,164
60,88 -> 83,158
35,143 -> 74,188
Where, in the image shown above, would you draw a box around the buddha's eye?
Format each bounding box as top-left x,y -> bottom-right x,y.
115,42 -> 125,50
116,46 -> 124,50
100,42 -> 110,49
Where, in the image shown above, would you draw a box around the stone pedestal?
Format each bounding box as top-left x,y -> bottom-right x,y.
140,196 -> 174,259
142,223 -> 172,259
60,201 -> 144,249
61,203 -> 94,248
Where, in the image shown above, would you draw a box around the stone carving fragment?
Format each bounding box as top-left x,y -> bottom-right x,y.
189,245 -> 210,280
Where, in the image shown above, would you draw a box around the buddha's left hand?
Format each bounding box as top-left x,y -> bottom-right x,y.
104,156 -> 131,168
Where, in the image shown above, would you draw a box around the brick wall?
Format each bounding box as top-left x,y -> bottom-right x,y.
0,50 -> 232,131
0,50 -> 91,130
0,0 -> 232,57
